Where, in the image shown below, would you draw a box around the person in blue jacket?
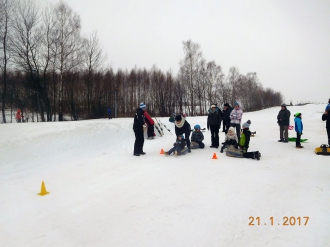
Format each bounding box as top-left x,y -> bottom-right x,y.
294,112 -> 303,148
107,107 -> 112,119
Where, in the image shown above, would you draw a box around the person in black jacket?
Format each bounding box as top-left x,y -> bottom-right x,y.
322,109 -> 330,145
174,115 -> 191,152
222,103 -> 233,134
207,104 -> 222,148
133,103 -> 146,156
277,103 -> 291,143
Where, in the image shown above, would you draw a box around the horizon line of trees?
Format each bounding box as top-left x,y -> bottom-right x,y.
0,0 -> 283,123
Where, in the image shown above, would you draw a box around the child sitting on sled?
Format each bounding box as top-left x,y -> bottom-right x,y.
220,126 -> 238,153
191,124 -> 205,149
165,134 -> 186,156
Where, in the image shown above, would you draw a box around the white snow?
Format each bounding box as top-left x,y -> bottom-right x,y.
0,104 -> 329,247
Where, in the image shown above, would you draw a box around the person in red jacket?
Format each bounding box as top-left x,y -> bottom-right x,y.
16,109 -> 22,123
144,110 -> 155,139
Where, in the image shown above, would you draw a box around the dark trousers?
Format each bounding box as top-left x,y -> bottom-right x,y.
108,113 -> 112,119
210,125 -> 220,147
242,147 -> 257,159
230,123 -> 241,141
134,130 -> 144,154
327,128 -> 330,145
280,126 -> 289,140
147,125 -> 154,138
224,121 -> 230,134
197,141 -> 205,149
168,145 -> 183,155
296,133 -> 301,147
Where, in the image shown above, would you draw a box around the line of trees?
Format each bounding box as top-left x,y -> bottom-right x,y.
0,0 -> 283,123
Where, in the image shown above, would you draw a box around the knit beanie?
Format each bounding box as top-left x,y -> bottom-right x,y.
224,103 -> 229,107
139,103 -> 146,109
242,121 -> 250,129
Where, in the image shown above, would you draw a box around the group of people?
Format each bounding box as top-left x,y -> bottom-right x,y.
133,98 -> 330,158
278,99 -> 330,148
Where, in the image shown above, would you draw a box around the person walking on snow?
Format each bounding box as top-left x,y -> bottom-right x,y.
133,103 -> 147,156
174,115 -> 192,153
207,104 -> 222,148
277,103 -> 291,143
230,102 -> 243,141
294,112 -> 304,148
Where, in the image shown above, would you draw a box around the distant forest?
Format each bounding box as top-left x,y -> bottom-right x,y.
0,0 -> 283,123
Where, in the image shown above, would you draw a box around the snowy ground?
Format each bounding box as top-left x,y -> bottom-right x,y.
0,104 -> 329,247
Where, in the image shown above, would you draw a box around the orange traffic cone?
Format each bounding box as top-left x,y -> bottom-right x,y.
212,153 -> 218,159
160,149 -> 165,154
38,181 -> 50,196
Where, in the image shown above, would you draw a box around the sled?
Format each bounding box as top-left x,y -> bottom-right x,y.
315,145 -> 330,155
226,145 -> 243,158
288,137 -> 308,142
190,142 -> 200,149
178,147 -> 188,155
288,126 -> 294,130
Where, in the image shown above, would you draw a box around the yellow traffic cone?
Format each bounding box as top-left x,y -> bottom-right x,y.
38,181 -> 50,196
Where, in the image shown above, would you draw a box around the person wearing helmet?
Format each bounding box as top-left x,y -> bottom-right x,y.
191,124 -> 205,149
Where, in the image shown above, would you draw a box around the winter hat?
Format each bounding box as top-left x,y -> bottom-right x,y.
228,127 -> 235,133
139,103 -> 146,109
178,134 -> 184,139
211,104 -> 216,108
234,102 -> 239,106
242,121 -> 250,129
224,103 -> 229,107
194,124 -> 201,130
294,112 -> 301,117
175,115 -> 182,121
247,120 -> 251,124
281,103 -> 286,107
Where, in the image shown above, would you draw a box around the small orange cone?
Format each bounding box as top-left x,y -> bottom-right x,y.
38,181 -> 50,196
160,149 -> 165,154
212,153 -> 218,159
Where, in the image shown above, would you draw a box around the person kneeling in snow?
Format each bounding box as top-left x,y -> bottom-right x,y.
239,121 -> 261,160
165,134 -> 186,156
191,125 -> 205,149
220,127 -> 238,153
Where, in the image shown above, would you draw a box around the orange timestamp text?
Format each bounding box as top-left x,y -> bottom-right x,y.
249,216 -> 309,226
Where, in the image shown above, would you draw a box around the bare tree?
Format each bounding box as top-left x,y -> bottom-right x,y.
52,1 -> 81,121
0,0 -> 15,123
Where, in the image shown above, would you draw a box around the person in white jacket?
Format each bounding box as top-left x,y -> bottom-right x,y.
230,102 -> 243,141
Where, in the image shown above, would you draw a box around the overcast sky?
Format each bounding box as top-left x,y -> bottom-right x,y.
41,0 -> 330,104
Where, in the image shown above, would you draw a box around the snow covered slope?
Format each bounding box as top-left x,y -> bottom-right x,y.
0,104 -> 329,247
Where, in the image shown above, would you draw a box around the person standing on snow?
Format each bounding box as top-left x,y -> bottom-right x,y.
16,108 -> 22,123
133,103 -> 147,156
322,109 -> 330,146
144,110 -> 155,139
107,107 -> 112,119
294,112 -> 304,148
277,103 -> 291,143
222,103 -> 233,134
174,115 -> 192,153
230,102 -> 243,141
207,104 -> 222,148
